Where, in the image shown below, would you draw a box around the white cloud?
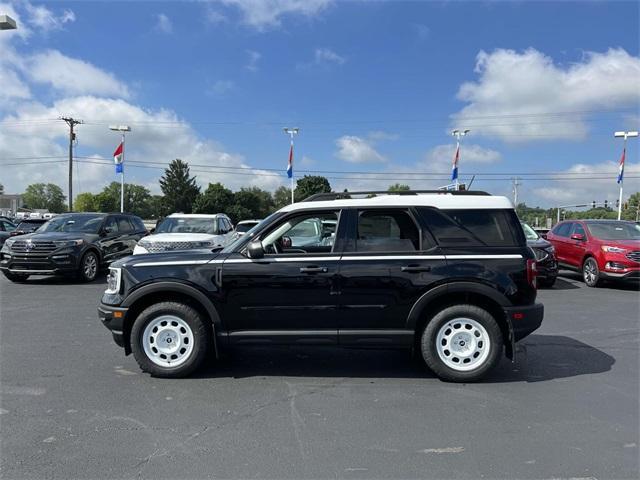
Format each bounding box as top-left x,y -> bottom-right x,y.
532,161 -> 640,205
368,130 -> 399,142
335,135 -> 386,164
0,69 -> 31,101
154,13 -> 173,34
208,80 -> 235,96
314,48 -> 346,65
424,144 -> 502,168
245,50 -> 261,72
452,48 -> 640,142
220,0 -> 332,29
25,2 -> 75,32
23,50 -> 130,98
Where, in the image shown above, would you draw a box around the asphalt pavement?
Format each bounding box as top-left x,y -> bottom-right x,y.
0,272 -> 638,479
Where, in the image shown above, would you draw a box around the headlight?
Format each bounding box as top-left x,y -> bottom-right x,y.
546,245 -> 555,254
54,239 -> 84,247
601,245 -> 627,254
4,238 -> 15,248
533,248 -> 548,261
196,240 -> 215,248
105,268 -> 122,295
137,239 -> 151,248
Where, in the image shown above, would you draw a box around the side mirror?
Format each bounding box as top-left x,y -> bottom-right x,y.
570,233 -> 585,241
540,233 -> 548,240
247,241 -> 264,259
281,236 -> 292,248
149,228 -> 156,234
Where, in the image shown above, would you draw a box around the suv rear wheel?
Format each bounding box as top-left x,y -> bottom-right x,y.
582,257 -> 600,288
420,304 -> 502,382
131,301 -> 211,377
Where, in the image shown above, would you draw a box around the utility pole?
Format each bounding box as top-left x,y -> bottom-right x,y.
61,117 -> 82,212
512,177 -> 522,206
614,131 -> 638,220
284,127 -> 299,204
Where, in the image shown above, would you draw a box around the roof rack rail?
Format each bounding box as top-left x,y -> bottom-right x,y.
302,190 -> 491,202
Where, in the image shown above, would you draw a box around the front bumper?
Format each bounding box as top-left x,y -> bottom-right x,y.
504,303 -> 544,342
599,269 -> 640,282
98,303 -> 129,348
537,257 -> 558,280
0,248 -> 81,275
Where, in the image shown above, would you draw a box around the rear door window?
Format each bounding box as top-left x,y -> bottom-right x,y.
354,209 -> 420,252
117,216 -> 134,233
418,208 -> 519,247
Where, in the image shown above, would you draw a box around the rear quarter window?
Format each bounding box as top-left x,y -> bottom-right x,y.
418,208 -> 522,247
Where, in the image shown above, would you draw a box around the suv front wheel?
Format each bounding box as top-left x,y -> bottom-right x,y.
582,257 -> 600,288
131,301 -> 211,377
420,304 -> 502,382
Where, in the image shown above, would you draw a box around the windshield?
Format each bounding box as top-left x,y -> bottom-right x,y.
38,215 -> 104,233
586,222 -> 640,240
521,223 -> 539,240
236,222 -> 258,233
156,217 -> 217,234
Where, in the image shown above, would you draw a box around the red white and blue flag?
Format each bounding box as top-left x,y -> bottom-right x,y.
617,148 -> 625,184
286,144 -> 293,179
451,145 -> 460,181
113,142 -> 124,174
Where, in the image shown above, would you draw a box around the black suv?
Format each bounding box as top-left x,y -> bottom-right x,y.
99,191 -> 543,382
1,212 -> 147,283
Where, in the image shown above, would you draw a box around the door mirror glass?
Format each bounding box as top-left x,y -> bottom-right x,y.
281,236 -> 292,248
247,241 -> 264,259
570,233 -> 585,241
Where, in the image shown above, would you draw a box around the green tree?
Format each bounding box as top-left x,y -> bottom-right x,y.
159,159 -> 200,213
92,182 -> 153,218
74,192 -> 99,212
22,183 -> 67,213
233,187 -> 275,219
147,195 -> 169,219
273,186 -> 292,209
193,182 -> 234,214
622,191 -> 640,221
294,175 -> 331,202
226,204 -> 253,224
388,183 -> 410,192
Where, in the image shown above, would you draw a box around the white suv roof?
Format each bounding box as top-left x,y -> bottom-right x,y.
280,191 -> 513,212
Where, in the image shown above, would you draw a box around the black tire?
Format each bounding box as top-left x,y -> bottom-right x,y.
131,301 -> 211,378
582,257 -> 600,288
2,271 -> 29,282
77,251 -> 99,282
538,277 -> 556,288
420,304 -> 503,383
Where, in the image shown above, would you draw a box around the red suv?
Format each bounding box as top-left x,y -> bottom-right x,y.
546,220 -> 640,287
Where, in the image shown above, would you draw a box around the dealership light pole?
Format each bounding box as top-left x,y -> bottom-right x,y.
451,129 -> 470,190
0,15 -> 17,30
614,131 -> 638,220
284,127 -> 299,204
110,125 -> 131,213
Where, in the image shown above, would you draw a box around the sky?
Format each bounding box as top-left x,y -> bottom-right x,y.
1,0 -> 639,208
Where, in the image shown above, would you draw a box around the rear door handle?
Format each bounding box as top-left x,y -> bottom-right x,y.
300,266 -> 328,273
401,265 -> 431,273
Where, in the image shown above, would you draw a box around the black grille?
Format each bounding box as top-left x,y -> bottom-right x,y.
10,240 -> 57,254
626,251 -> 640,263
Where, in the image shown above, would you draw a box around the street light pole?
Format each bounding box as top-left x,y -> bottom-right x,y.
451,129 -> 470,190
110,125 -> 131,213
284,127 -> 299,204
614,131 -> 639,220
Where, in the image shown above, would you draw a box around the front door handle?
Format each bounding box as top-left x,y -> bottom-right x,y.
300,266 -> 328,274
401,265 -> 431,273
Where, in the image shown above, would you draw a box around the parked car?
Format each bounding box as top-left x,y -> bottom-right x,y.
521,222 -> 558,287
1,212 -> 147,283
133,213 -> 235,254
99,190 -> 543,382
14,219 -> 48,235
235,219 -> 262,236
546,219 -> 640,287
0,219 -> 17,248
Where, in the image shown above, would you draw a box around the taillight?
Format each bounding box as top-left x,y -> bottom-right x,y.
526,259 -> 537,289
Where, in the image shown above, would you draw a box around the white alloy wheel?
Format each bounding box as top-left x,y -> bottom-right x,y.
142,315 -> 195,368
435,317 -> 491,371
